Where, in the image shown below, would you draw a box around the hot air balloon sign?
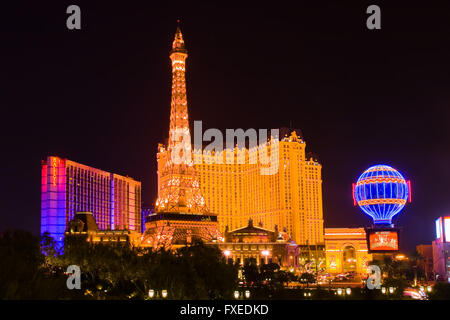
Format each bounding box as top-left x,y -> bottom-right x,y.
353,164 -> 411,226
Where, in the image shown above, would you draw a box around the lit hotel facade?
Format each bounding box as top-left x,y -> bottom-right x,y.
196,131 -> 323,245
41,156 -> 142,247
156,26 -> 324,246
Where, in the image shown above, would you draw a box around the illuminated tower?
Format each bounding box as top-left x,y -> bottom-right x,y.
155,25 -> 208,214
143,24 -> 220,249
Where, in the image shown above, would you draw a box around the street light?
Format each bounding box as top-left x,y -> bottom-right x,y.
148,289 -> 167,299
234,290 -> 250,299
336,288 -> 351,298
381,286 -> 396,298
261,250 -> 270,265
427,286 -> 432,293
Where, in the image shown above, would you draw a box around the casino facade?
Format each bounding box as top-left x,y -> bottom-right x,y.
41,156 -> 142,248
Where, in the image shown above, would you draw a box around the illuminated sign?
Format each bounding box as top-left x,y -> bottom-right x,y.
52,157 -> 58,186
445,217 -> 450,243
436,218 -> 442,240
354,165 -> 409,225
435,217 -> 450,242
367,229 -> 399,253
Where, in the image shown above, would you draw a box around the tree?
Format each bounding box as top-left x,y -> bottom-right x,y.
41,232 -> 60,268
429,283 -> 450,300
0,230 -> 43,298
1,231 -> 239,300
177,240 -> 238,299
299,272 -> 315,288
243,258 -> 260,286
260,263 -> 280,283
273,270 -> 291,288
373,256 -> 409,299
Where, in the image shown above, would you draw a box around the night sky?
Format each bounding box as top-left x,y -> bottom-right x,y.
1,1 -> 450,252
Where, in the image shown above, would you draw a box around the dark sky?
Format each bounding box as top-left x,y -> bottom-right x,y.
1,1 -> 450,252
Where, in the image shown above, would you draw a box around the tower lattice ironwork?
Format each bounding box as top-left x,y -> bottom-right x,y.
155,25 -> 209,214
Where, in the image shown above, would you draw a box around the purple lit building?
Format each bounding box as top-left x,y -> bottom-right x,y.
41,156 -> 142,248
433,216 -> 450,282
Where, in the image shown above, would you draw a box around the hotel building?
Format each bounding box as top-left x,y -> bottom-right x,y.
65,212 -> 141,247
432,216 -> 450,282
191,130 -> 323,245
155,26 -> 323,246
432,240 -> 450,282
41,156 -> 142,247
218,219 -> 299,268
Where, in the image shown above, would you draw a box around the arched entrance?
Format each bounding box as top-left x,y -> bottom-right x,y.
342,245 -> 356,272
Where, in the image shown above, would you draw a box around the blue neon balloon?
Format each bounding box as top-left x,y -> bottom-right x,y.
354,165 -> 409,225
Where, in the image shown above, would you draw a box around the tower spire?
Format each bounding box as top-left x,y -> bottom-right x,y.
168,22 -> 189,153
172,20 -> 186,54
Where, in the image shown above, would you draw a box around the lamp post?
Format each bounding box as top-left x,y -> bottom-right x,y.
148,289 -> 168,299
261,250 -> 270,265
223,250 -> 231,264
234,289 -> 251,300
413,265 -> 418,287
336,287 -> 351,299
381,286 -> 396,299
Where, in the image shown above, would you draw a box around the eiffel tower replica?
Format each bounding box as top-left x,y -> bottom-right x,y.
142,23 -> 221,250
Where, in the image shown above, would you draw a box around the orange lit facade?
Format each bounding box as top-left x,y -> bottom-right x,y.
66,212 -> 141,247
156,27 -> 323,246
218,219 -> 299,268
324,228 -> 372,274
